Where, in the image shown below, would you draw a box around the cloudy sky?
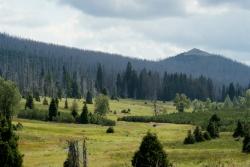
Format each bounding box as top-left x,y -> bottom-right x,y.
0,0 -> 250,64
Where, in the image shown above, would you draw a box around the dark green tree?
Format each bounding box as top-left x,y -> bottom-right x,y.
183,130 -> 195,144
101,88 -> 108,96
132,132 -> 170,167
193,126 -> 205,142
86,91 -> 93,104
49,98 -> 58,121
95,63 -> 103,92
79,103 -> 88,124
233,120 -> 245,138
25,94 -> 34,110
207,121 -> 219,138
242,131 -> 250,153
64,98 -> 68,109
0,78 -> 23,167
0,115 -> 23,167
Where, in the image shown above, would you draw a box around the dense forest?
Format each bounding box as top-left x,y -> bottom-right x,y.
0,33 -> 248,101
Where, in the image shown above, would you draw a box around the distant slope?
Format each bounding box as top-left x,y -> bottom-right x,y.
1,33 -> 250,86
159,48 -> 250,85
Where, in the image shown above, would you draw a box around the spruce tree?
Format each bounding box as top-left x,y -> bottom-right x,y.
80,103 -> 88,124
183,130 -> 195,144
64,98 -> 68,109
233,120 -> 245,138
25,94 -> 34,109
194,126 -> 205,142
207,121 -> 219,138
34,91 -> 40,102
242,131 -> 250,153
49,98 -> 58,121
86,91 -> 93,104
132,132 -> 170,167
0,115 -> 23,167
95,63 -> 103,92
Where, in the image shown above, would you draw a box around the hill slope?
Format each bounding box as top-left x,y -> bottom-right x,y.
0,33 -> 250,86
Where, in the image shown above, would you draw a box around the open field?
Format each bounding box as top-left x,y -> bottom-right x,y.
14,98 -> 250,167
15,119 -> 250,167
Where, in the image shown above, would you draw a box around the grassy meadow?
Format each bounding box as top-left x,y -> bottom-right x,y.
14,98 -> 250,167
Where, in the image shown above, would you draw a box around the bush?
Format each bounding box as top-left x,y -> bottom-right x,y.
121,109 -> 130,114
106,127 -> 114,133
43,98 -> 48,105
88,113 -> 116,126
243,131 -> 250,153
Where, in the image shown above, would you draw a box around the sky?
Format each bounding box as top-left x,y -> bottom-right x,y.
0,0 -> 250,64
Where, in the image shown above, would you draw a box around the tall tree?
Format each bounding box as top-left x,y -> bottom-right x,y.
95,64 -> 103,92
86,91 -> 93,104
49,98 -> 58,121
80,103 -> 89,124
0,77 -> 23,167
25,94 -> 34,110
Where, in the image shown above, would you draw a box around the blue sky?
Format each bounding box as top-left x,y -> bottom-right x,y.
0,0 -> 250,64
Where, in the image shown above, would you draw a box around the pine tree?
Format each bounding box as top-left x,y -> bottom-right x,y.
193,126 -> 205,142
101,88 -> 108,96
242,131 -> 250,153
0,115 -> 23,167
95,64 -> 103,92
86,91 -> 93,104
207,121 -> 219,138
132,132 -> 170,167
49,98 -> 58,121
183,130 -> 195,144
80,103 -> 88,124
25,94 -> 34,109
233,120 -> 245,138
64,98 -> 68,109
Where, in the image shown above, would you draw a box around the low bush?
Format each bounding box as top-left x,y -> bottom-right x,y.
88,113 -> 116,126
106,127 -> 114,133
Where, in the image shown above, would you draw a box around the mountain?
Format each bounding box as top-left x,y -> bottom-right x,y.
159,48 -> 250,85
0,33 -> 250,88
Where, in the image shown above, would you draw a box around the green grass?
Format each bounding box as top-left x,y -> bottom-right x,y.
14,98 -> 250,167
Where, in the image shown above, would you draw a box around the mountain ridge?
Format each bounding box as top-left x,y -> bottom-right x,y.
0,33 -> 250,86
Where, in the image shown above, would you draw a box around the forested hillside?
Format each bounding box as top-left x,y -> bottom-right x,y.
0,33 -> 248,100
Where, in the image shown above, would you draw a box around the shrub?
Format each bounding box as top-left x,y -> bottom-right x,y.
95,94 -> 109,116
106,127 -> 114,133
183,130 -> 195,144
88,113 -> 116,126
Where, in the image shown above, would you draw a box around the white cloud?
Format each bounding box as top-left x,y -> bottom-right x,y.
0,0 -> 250,65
